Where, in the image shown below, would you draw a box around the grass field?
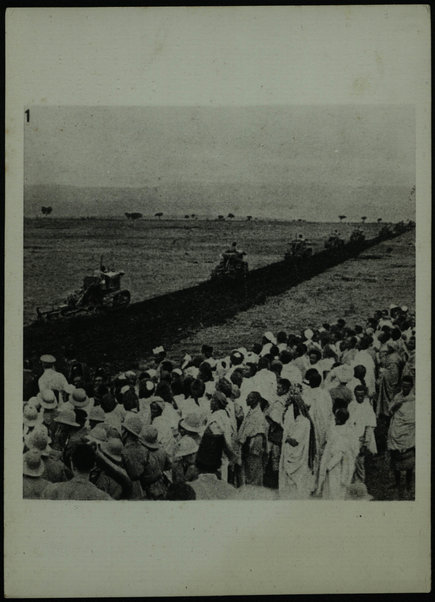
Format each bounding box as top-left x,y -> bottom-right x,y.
24,217 -> 382,325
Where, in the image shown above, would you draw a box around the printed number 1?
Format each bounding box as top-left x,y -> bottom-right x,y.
25,109 -> 30,122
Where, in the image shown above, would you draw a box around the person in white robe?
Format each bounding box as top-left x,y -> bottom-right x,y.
347,385 -> 377,496
316,408 -> 357,500
278,386 -> 316,499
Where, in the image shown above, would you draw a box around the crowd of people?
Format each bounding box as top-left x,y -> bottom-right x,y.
22,303 -> 416,501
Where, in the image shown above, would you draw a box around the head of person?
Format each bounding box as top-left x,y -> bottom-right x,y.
216,377 -> 233,399
198,362 -> 213,383
334,408 -> 349,426
139,379 -> 156,399
155,381 -> 173,404
201,344 -> 213,359
210,391 -> 227,413
72,374 -> 85,390
279,350 -> 292,365
100,391 -> 116,413
71,443 -> 96,476
74,408 -> 88,428
277,331 -> 288,345
354,384 -> 367,403
122,388 -> 139,412
277,378 -> 291,397
166,483 -> 196,501
190,378 -> 205,400
124,370 -> 137,387
230,369 -> 243,388
308,371 -> 322,389
352,363 -> 365,380
407,336 -> 416,352
40,354 -> 56,370
230,350 -> 244,367
270,360 -> 283,377
257,356 -> 270,371
150,400 -> 164,421
246,391 -> 262,409
243,363 -> 257,378
401,376 -> 414,396
308,348 -> 322,365
252,342 -> 262,356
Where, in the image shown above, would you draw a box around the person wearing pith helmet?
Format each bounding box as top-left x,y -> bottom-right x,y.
38,354 -> 69,399
120,414 -> 149,499
25,427 -> 71,483
140,425 -> 172,500
23,449 -> 51,499
23,404 -> 41,437
92,438 -> 132,500
172,435 -> 199,485
42,444 -> 112,500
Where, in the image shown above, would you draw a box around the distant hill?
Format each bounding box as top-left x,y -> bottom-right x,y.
24,182 -> 414,222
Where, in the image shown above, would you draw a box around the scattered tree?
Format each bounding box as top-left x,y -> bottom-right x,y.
246,215 -> 252,221
218,215 -> 225,221
184,214 -> 190,219
41,206 -> 53,216
155,212 -> 163,220
377,218 -> 382,223
227,213 -> 235,219
361,216 -> 367,223
338,215 -> 346,223
191,214 -> 197,219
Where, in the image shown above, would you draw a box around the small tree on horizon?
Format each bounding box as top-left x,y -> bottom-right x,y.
246,215 -> 252,221
227,213 -> 235,219
218,215 -> 225,221
41,206 -> 53,216
155,212 -> 163,220
361,216 -> 367,223
377,218 -> 382,223
338,215 -> 346,223
184,214 -> 190,219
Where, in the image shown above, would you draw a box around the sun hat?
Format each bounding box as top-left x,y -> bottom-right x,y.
38,389 -> 58,410
179,412 -> 204,434
172,368 -> 183,376
125,370 -> 136,379
89,406 -> 106,423
140,426 -> 160,450
23,449 -> 45,477
146,368 -> 158,379
54,408 -> 80,427
71,388 -> 89,409
121,414 -> 144,438
40,354 -> 56,364
25,428 -> 52,457
304,328 -> 314,340
175,435 -> 199,458
263,331 -> 277,345
27,396 -> 41,411
230,350 -> 244,365
335,364 -> 354,384
23,404 -> 40,427
153,345 -> 165,355
86,424 -> 108,444
101,437 -> 123,463
401,305 -> 409,312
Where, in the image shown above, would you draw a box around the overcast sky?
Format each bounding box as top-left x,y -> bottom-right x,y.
25,104 -> 415,202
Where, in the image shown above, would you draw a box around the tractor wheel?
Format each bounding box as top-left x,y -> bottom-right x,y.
112,290 -> 131,307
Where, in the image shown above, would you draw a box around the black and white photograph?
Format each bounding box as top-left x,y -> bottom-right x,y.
5,6 -> 431,597
22,104 -> 417,503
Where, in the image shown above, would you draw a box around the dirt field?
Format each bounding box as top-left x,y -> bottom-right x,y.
167,231 -> 415,361
24,217 -> 382,325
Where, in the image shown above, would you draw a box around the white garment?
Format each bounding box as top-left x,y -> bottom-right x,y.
281,363 -> 303,386
347,399 -> 377,453
351,350 -> 376,396
38,368 -> 69,394
279,408 -> 314,499
252,369 -> 277,404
